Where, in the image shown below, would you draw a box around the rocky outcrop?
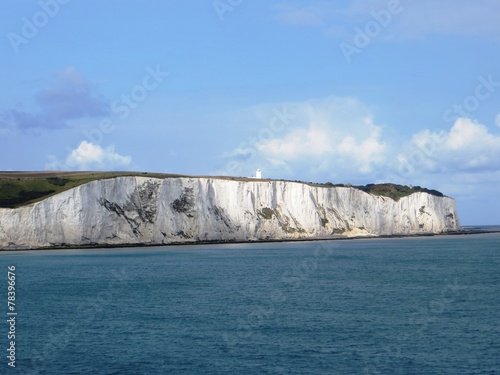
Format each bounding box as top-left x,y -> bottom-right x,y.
0,177 -> 461,249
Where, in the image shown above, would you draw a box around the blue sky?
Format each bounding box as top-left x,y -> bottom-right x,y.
1,0 -> 499,225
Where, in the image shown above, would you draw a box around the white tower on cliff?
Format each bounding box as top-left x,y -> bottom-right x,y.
255,168 -> 262,179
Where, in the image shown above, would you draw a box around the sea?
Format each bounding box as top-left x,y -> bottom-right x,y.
1,227 -> 499,374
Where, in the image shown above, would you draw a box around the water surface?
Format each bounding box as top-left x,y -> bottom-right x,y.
1,232 -> 499,374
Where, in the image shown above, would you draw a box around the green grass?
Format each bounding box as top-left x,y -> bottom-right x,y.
0,172 -> 445,208
285,181 -> 444,200
0,171 -> 185,208
351,183 -> 444,201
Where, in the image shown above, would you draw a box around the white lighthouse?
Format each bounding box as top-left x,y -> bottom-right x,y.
255,168 -> 262,179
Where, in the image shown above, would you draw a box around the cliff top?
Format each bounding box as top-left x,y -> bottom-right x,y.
0,171 -> 444,209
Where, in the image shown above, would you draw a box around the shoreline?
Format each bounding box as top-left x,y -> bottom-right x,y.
2,228 -> 498,252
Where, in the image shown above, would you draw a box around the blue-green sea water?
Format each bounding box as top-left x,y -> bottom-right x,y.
1,231 -> 499,374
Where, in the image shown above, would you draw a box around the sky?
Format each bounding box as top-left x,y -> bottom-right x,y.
1,0 -> 499,225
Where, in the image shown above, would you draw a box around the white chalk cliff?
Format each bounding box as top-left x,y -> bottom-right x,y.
0,177 -> 461,249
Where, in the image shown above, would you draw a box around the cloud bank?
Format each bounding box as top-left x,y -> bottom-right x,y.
46,141 -> 131,171
219,96 -> 386,182
3,67 -> 108,130
403,118 -> 500,174
258,97 -> 386,177
274,0 -> 500,41
220,96 -> 500,190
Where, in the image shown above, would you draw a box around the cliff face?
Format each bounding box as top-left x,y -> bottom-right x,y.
0,177 -> 461,249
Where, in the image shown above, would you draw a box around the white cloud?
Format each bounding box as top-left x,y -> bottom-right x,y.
274,0 -> 500,41
400,118 -> 500,174
273,3 -> 341,28
496,113 -> 500,128
395,0 -> 500,40
261,97 -> 386,176
46,141 -> 131,171
338,134 -> 385,174
260,123 -> 332,159
218,97 -> 499,206
221,96 -> 387,180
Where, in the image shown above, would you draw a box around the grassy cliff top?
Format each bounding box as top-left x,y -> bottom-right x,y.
331,183 -> 444,201
0,171 -> 183,208
0,171 -> 444,208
